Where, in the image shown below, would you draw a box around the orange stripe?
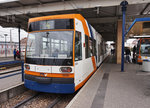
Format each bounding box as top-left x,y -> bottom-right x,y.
92,56 -> 97,70
25,70 -> 74,78
75,69 -> 97,91
138,60 -> 143,63
73,19 -> 75,66
74,14 -> 90,36
29,14 -> 76,23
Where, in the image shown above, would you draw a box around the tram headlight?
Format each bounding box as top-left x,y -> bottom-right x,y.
25,64 -> 30,70
60,67 -> 72,73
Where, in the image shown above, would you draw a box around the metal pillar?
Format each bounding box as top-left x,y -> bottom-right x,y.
4,34 -> 8,58
21,61 -> 24,82
18,25 -> 21,59
120,1 -> 128,72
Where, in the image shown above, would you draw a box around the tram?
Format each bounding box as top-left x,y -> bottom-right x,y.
136,38 -> 150,64
24,14 -> 108,93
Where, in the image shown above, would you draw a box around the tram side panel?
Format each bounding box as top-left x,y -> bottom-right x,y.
90,26 -> 103,67
74,18 -> 97,91
96,32 -> 103,67
74,18 -> 85,88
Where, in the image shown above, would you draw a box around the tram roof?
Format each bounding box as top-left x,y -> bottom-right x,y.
29,14 -> 83,22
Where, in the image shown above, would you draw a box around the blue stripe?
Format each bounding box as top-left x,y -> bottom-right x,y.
0,60 -> 23,66
24,79 -> 75,94
143,59 -> 150,62
87,22 -> 94,39
0,72 -> 21,79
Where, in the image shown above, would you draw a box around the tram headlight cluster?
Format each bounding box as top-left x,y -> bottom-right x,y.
60,67 -> 72,73
24,64 -> 30,70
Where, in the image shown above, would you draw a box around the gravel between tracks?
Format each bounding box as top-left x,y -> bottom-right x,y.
0,91 -> 77,108
20,93 -> 57,108
0,90 -> 36,108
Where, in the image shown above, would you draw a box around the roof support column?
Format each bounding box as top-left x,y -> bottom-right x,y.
120,1 -> 128,72
116,20 -> 122,64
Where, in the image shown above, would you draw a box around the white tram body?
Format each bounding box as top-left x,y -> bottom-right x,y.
24,14 -> 108,93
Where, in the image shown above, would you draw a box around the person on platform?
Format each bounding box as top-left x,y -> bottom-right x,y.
125,48 -> 131,63
13,49 -> 16,60
132,46 -> 136,63
16,50 -> 20,59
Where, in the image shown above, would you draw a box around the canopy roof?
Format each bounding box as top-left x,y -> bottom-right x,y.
126,17 -> 150,37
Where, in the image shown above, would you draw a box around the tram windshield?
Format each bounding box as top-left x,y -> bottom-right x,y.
140,39 -> 150,56
26,31 -> 73,65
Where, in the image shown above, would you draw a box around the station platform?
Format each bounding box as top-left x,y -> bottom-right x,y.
0,57 -> 15,62
66,56 -> 150,108
0,60 -> 23,93
0,56 -> 24,63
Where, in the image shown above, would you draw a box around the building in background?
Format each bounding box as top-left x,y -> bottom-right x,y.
0,37 -> 27,57
20,37 -> 27,56
0,41 -> 18,57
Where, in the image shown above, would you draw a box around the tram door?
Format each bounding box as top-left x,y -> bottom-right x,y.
74,19 -> 84,86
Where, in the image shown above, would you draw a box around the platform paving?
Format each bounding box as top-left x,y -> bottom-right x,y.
0,56 -> 24,62
66,56 -> 150,108
0,57 -> 14,62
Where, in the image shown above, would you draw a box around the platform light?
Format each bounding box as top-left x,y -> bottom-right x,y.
0,0 -> 19,3
133,35 -> 150,38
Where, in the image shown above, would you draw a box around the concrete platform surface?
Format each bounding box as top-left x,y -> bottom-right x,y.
0,57 -> 14,62
0,56 -> 24,62
0,66 -> 23,92
66,56 -> 150,108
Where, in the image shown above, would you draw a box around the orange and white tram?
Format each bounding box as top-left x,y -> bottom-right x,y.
24,14 -> 108,93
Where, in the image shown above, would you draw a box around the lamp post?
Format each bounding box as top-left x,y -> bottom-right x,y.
4,34 -> 8,58
10,28 -> 15,50
10,29 -> 15,44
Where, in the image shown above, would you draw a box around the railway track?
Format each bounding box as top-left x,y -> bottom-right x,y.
12,93 -> 39,108
47,96 -> 62,108
10,92 -> 74,108
0,63 -> 21,71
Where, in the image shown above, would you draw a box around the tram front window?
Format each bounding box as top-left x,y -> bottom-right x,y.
141,39 -> 150,56
26,31 -> 73,65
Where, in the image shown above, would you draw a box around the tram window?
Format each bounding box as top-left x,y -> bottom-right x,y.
85,36 -> 92,58
55,19 -> 74,29
28,19 -> 74,32
140,39 -> 150,56
89,38 -> 93,56
98,44 -> 101,62
40,20 -> 55,30
92,39 -> 96,56
100,42 -> 103,55
85,36 -> 88,58
26,31 -> 73,60
75,31 -> 82,61
29,21 -> 40,32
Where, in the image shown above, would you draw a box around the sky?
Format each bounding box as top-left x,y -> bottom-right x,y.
0,26 -> 28,42
0,0 -> 18,3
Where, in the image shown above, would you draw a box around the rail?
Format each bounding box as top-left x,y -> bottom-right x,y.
12,93 -> 39,108
0,60 -> 24,81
